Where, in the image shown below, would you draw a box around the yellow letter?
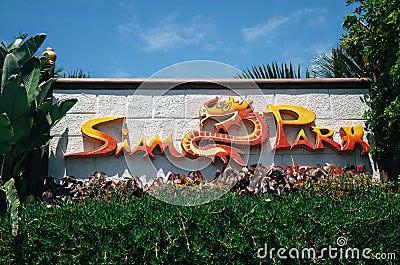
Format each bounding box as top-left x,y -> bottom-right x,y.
64,116 -> 125,158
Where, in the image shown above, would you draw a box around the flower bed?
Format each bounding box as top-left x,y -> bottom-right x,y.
41,163 -> 387,206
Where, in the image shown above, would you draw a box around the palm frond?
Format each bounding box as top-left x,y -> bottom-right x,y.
236,61 -> 310,79
311,47 -> 365,78
55,68 -> 91,78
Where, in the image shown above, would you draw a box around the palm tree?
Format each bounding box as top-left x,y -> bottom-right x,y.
310,47 -> 366,78
54,67 -> 91,78
236,61 -> 310,79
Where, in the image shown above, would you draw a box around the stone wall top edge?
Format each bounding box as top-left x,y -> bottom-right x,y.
52,78 -> 372,90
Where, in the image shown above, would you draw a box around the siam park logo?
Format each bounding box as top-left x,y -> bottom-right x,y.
63,100 -> 370,161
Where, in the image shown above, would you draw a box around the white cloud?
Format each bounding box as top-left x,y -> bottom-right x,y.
203,41 -> 232,53
242,17 -> 289,41
204,44 -> 217,51
305,42 -> 334,54
118,2 -> 134,10
242,8 -> 326,41
111,66 -> 132,78
141,24 -> 205,51
118,14 -> 211,51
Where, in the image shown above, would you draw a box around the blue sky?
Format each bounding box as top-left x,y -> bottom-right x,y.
1,0 -> 353,78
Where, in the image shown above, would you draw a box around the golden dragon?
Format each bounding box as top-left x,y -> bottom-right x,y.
181,96 -> 269,165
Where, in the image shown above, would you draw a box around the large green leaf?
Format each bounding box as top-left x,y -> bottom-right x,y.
5,36 -> 24,51
0,75 -> 32,142
3,178 -> 20,236
0,43 -> 8,71
16,100 -> 53,153
21,57 -> 41,104
0,75 -> 28,119
17,113 -> 51,152
15,98 -> 76,153
49,98 -> 78,126
0,113 -> 13,154
13,33 -> 46,66
36,99 -> 53,114
36,79 -> 52,105
1,53 -> 20,93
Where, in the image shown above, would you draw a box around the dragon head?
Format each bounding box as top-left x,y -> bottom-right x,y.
199,96 -> 253,127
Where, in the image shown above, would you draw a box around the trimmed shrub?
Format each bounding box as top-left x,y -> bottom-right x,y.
0,188 -> 399,264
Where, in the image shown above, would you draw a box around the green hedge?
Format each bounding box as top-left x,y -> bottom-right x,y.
1,191 -> 399,264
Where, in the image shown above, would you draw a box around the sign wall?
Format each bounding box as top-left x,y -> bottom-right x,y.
49,78 -> 374,180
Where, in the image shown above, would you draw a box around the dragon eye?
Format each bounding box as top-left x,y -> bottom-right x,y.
216,102 -> 231,111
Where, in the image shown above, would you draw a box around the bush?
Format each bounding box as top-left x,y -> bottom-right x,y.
0,186 -> 399,264
342,0 -> 400,181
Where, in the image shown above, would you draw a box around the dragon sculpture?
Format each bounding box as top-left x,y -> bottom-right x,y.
181,96 -> 269,165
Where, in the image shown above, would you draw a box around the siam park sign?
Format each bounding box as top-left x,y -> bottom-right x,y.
63,96 -> 370,166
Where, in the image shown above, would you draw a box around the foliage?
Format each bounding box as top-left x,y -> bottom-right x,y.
311,47 -> 365,78
341,0 -> 400,181
39,164 -> 389,207
41,172 -> 144,206
237,61 -> 310,79
0,182 -> 398,264
54,67 -> 91,78
0,33 -> 77,235
0,179 -> 19,236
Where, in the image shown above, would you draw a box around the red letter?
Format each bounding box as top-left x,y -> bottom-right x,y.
340,126 -> 370,155
291,129 -> 313,150
311,126 -> 341,152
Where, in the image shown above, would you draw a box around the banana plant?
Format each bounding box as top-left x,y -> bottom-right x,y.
0,33 -> 77,236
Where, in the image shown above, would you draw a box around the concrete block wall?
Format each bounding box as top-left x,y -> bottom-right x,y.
49,78 -> 374,180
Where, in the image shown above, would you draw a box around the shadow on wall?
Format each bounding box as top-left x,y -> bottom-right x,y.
49,129 -> 69,181
49,128 -> 130,181
51,144 -> 374,181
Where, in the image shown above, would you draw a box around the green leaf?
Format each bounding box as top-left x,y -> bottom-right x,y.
37,99 -> 53,114
40,56 -> 48,69
17,114 -> 51,152
0,75 -> 26,117
21,57 -> 41,104
272,62 -> 279,78
0,75 -> 32,142
13,33 -> 46,66
3,178 -> 20,236
266,64 -> 273,78
1,53 -> 21,93
6,35 -> 25,51
0,113 -> 13,154
0,43 -> 8,70
36,79 -> 52,105
16,100 -> 53,153
289,62 -> 294,78
49,98 -> 77,126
